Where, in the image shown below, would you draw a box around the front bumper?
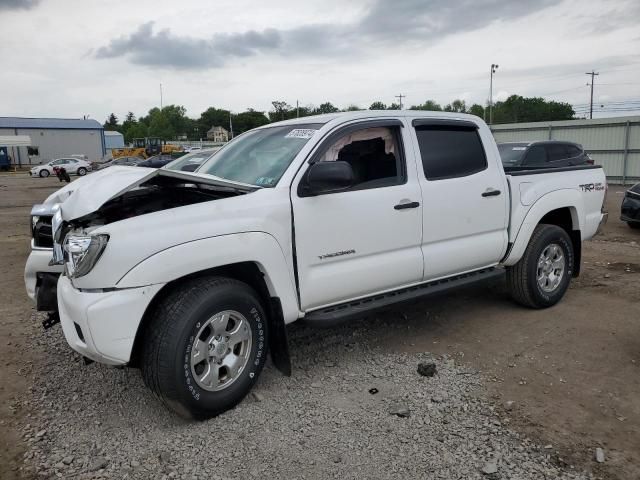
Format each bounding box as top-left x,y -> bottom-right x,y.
621,194 -> 640,224
57,276 -> 164,365
24,247 -> 63,304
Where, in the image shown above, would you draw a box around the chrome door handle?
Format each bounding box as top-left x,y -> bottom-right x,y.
394,201 -> 420,210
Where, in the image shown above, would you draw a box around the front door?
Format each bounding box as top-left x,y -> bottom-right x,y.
292,121 -> 424,311
410,119 -> 509,280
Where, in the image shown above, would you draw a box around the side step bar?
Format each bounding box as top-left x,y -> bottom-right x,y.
303,267 -> 504,326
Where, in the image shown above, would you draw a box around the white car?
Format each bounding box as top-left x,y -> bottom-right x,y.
30,158 -> 92,178
25,111 -> 607,419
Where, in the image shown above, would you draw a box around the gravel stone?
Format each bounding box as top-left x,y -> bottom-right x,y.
417,362 -> 437,377
595,447 -> 605,463
19,314 -> 592,479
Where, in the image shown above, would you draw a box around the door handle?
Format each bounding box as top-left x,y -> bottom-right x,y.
481,189 -> 501,197
394,201 -> 420,210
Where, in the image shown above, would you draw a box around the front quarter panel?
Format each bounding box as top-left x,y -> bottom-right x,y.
116,232 -> 300,324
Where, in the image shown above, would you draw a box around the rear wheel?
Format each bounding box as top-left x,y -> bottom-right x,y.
77,167 -> 87,176
142,276 -> 268,419
39,169 -> 49,177
507,224 -> 574,308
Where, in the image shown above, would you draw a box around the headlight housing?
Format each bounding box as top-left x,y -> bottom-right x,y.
63,234 -> 109,278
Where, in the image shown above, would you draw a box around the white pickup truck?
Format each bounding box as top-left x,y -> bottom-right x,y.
25,111 -> 607,419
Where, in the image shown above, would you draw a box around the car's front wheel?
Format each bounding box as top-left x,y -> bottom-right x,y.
77,167 -> 87,176
39,169 -> 50,178
507,224 -> 574,308
142,276 -> 268,419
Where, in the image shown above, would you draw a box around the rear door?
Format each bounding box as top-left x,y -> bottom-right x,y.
410,119 -> 509,280
292,119 -> 424,310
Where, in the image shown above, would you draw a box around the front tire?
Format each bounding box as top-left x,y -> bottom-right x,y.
507,224 -> 574,308
39,169 -> 49,178
77,167 -> 87,176
142,277 -> 268,419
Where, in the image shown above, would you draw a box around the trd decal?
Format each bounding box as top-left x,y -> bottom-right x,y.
318,249 -> 356,260
579,182 -> 605,192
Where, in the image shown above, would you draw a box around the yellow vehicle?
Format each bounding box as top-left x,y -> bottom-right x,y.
112,137 -> 182,159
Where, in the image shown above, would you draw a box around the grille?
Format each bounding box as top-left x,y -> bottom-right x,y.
33,216 -> 53,248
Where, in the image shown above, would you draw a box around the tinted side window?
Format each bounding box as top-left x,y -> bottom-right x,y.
546,144 -> 568,162
415,126 -> 487,180
523,145 -> 546,165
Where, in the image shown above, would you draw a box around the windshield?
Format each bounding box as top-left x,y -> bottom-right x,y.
197,124 -> 322,187
498,143 -> 529,164
164,149 -> 218,171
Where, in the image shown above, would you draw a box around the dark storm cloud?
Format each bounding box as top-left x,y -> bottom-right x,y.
0,0 -> 40,10
95,22 -> 281,68
94,0 -> 560,69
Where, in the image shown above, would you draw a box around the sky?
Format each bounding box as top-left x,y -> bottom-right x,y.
1,0 -> 639,123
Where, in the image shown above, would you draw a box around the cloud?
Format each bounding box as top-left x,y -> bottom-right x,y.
0,0 -> 40,10
95,0 -> 561,69
95,22 -> 282,68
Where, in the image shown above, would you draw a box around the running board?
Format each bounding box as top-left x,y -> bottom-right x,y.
303,267 -> 504,326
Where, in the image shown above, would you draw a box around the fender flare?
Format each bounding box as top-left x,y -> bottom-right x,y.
503,189 -> 583,266
116,231 -> 300,324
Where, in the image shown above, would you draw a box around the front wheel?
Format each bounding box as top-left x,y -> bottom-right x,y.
39,169 -> 50,178
507,224 -> 574,308
77,167 -> 87,176
142,277 -> 268,419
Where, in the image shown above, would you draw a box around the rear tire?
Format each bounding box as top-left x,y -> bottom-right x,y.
39,170 -> 49,178
141,276 -> 268,420
77,167 -> 87,176
628,222 -> 640,230
507,224 -> 574,308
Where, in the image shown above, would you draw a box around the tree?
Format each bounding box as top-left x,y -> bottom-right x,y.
233,109 -> 270,134
198,107 -> 231,137
468,104 -> 485,118
124,122 -> 148,144
409,100 -> 442,111
369,101 -> 387,110
491,95 -> 574,124
314,102 -> 339,114
104,113 -> 120,131
443,99 -> 467,113
148,112 -> 174,140
387,102 -> 401,110
269,101 -> 293,121
344,104 -> 362,111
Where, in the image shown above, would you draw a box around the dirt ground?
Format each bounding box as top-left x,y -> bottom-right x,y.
0,174 -> 638,479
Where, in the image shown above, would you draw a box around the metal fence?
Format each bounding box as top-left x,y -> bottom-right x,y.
491,116 -> 640,184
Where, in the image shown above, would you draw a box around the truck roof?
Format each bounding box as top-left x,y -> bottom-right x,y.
264,109 -> 483,127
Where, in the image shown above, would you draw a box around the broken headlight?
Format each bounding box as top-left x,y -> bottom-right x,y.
63,234 -> 109,278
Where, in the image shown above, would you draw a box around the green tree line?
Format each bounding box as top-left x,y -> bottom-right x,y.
103,95 -> 576,143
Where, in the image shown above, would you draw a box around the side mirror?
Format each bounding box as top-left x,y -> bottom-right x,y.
304,161 -> 354,196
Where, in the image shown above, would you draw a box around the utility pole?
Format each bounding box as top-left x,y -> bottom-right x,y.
296,100 -> 299,118
229,111 -> 233,140
488,63 -> 499,124
585,70 -> 599,119
160,83 -> 163,110
395,94 -> 405,110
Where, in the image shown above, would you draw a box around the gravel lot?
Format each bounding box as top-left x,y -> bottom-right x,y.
1,175 -> 638,479
20,318 -> 589,480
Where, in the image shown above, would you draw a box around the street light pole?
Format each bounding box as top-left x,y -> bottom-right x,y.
488,64 -> 499,125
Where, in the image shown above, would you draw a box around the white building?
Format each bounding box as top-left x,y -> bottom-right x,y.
206,126 -> 229,143
0,117 -> 106,166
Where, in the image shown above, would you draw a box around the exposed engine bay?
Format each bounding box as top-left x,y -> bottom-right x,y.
67,176 -> 248,229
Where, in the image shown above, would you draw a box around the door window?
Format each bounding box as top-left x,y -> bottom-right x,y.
415,126 -> 487,180
315,126 -> 404,190
523,145 -> 547,165
567,145 -> 582,158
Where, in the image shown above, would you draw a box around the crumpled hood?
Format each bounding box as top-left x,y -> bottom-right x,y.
45,166 -> 257,221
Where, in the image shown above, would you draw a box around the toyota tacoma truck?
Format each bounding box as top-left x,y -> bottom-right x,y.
24,111 -> 607,419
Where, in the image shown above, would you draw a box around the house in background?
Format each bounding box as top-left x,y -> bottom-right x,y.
206,126 -> 229,143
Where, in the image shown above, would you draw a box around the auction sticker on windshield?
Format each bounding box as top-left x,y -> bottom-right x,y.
285,129 -> 317,139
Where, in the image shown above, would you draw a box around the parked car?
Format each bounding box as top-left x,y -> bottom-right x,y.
97,156 -> 144,170
30,158 -> 92,177
184,146 -> 202,153
498,141 -> 594,169
164,148 -> 219,172
25,111 -> 607,419
136,154 -> 176,169
621,182 -> 640,229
